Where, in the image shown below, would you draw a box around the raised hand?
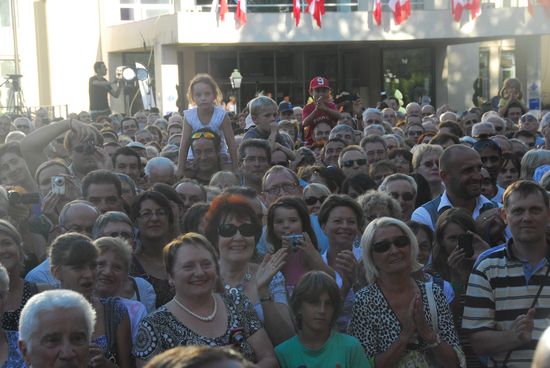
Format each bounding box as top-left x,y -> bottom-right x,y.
511,308 -> 535,345
256,248 -> 287,293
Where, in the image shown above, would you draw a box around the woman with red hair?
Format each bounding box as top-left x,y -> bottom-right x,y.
205,193 -> 295,346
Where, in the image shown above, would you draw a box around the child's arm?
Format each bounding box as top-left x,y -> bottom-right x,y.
177,119 -> 193,178
302,104 -> 318,128
220,114 -> 238,170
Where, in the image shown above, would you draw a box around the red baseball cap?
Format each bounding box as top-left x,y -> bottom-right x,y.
309,76 -> 330,90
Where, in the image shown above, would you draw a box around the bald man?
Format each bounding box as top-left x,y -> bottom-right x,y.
411,144 -> 499,230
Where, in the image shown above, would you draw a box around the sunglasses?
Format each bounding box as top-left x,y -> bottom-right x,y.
366,119 -> 380,125
304,196 -> 327,205
372,235 -> 410,253
191,131 -> 216,140
389,192 -> 415,201
343,158 -> 367,168
218,223 -> 256,238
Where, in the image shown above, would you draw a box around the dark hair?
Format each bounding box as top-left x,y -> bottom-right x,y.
311,165 -> 346,193
204,193 -> 262,252
290,271 -> 342,330
503,180 -> 549,210
340,173 -> 377,197
388,148 -> 413,166
473,139 -> 502,156
191,128 -> 221,154
504,101 -> 527,117
151,183 -> 184,208
514,130 -> 536,141
438,121 -> 463,137
411,173 -> 432,207
238,138 -> 271,163
432,208 -> 477,280
182,203 -> 210,234
130,191 -> 175,229
318,194 -> 364,230
407,220 -> 434,254
429,133 -> 460,146
112,146 -> 142,171
222,186 -> 258,198
93,61 -> 105,73
0,141 -> 22,160
82,169 -> 122,198
50,232 -> 97,268
266,196 -> 318,251
145,125 -> 163,143
144,345 -> 253,368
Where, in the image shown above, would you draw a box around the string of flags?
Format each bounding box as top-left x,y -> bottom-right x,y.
211,0 -> 549,28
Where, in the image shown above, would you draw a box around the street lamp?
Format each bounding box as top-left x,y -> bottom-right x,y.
229,69 -> 243,112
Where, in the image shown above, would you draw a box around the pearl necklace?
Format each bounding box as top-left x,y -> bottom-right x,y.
173,295 -> 217,322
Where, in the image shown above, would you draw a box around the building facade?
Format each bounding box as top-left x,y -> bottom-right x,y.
1,0 -> 549,116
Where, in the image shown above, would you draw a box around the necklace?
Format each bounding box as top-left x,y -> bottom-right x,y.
173,295 -> 217,322
223,266 -> 252,304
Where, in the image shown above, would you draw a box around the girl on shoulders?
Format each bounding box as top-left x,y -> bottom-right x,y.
177,73 -> 238,177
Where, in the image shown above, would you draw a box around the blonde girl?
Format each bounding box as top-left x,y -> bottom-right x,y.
177,74 -> 238,177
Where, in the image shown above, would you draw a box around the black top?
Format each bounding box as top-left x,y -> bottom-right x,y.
89,75 -> 112,111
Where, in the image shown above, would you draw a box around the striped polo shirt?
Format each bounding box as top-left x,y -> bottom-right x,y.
462,240 -> 550,367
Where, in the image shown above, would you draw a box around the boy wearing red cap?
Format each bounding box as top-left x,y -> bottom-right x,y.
302,76 -> 341,145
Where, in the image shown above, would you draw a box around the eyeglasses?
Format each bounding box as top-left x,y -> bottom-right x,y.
366,119 -> 380,125
494,126 -> 504,132
191,131 -> 216,140
464,119 -> 478,126
389,192 -> 415,201
422,160 -> 439,169
218,223 -> 256,238
342,158 -> 367,168
106,232 -> 133,240
138,209 -> 167,221
264,182 -> 297,196
304,196 -> 328,205
372,235 -> 410,253
481,155 -> 500,164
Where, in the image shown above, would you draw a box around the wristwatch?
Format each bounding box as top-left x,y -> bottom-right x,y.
425,333 -> 441,349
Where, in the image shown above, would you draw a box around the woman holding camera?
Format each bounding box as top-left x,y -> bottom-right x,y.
205,193 -> 295,346
134,233 -> 277,367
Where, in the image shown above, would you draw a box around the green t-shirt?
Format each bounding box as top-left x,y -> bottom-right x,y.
275,331 -> 372,368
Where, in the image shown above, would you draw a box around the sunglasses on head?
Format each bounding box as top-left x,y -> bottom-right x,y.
343,158 -> 367,168
218,223 -> 256,238
372,235 -> 410,253
191,131 -> 216,140
304,196 -> 328,205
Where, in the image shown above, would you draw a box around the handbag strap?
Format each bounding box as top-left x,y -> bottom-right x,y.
424,281 -> 439,334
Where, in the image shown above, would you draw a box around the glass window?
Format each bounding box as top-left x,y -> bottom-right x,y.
477,49 -> 490,105
0,0 -> 11,27
382,48 -> 434,106
141,0 -> 171,4
120,0 -> 135,4
120,8 -> 134,20
500,50 -> 515,87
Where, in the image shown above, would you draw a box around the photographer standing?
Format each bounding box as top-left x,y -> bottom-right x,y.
89,61 -> 122,121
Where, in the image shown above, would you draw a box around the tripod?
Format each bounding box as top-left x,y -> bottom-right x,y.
1,74 -> 26,115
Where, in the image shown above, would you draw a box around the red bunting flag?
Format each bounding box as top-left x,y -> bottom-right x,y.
307,0 -> 325,27
373,0 -> 382,25
220,0 -> 228,21
236,0 -> 247,25
293,0 -> 302,26
452,0 -> 481,22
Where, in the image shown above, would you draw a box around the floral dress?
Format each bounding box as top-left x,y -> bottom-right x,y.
133,293 -> 262,362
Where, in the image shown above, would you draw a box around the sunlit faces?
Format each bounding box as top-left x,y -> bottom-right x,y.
0,152 -> 31,186
240,146 -> 269,182
114,154 -> 140,182
170,244 -> 218,299
506,107 -> 523,123
371,225 -> 411,276
272,207 -> 303,240
321,206 -> 359,247
192,138 -> 219,172
191,82 -> 216,108
263,170 -> 301,205
20,308 -> 90,368
122,119 -> 138,137
53,260 -> 97,300
497,160 -> 519,188
136,199 -> 170,240
478,146 -> 502,179
313,122 -> 331,142
135,130 -> 154,145
322,140 -> 345,167
503,191 -> 550,245
252,106 -> 278,133
175,182 -> 204,213
480,168 -> 498,199
218,214 -> 256,264
62,204 -> 99,237
298,292 -> 335,334
96,250 -> 127,297
303,187 -> 328,215
0,232 -> 21,272
85,183 -> 123,214
416,153 -> 441,184
363,142 -> 387,165
385,179 -> 416,221
442,149 -> 483,200
439,222 -> 465,256
339,150 -> 367,177
99,221 -> 134,243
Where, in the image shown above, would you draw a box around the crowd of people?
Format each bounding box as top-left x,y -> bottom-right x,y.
0,73 -> 549,367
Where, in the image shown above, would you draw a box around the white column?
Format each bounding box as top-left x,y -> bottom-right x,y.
154,44 -> 179,114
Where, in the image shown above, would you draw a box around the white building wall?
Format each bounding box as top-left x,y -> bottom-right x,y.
447,43 -> 479,111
